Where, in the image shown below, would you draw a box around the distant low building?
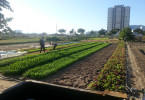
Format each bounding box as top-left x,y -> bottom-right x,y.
140,26 -> 145,31
14,30 -> 22,33
130,25 -> 145,37
130,25 -> 145,31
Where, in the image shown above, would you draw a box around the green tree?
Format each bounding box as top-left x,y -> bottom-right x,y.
0,0 -> 12,11
98,29 -> 106,37
41,32 -> 47,37
110,28 -> 120,36
0,0 -> 13,36
69,29 -> 74,35
143,31 -> 145,35
58,29 -> 66,34
73,31 -> 79,36
134,28 -> 143,37
106,32 -> 112,36
77,28 -> 85,36
89,30 -> 97,37
119,27 -> 134,41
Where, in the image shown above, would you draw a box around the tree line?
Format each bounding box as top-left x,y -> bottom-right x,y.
0,0 -> 145,41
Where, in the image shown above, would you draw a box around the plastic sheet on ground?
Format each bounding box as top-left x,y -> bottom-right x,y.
0,51 -> 27,59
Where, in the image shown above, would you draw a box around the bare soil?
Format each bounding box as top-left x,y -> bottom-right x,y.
44,44 -> 117,89
127,42 -> 145,88
0,80 -> 18,93
0,75 -> 20,93
127,42 -> 145,99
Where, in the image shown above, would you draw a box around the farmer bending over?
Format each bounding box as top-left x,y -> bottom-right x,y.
39,37 -> 45,53
52,42 -> 57,50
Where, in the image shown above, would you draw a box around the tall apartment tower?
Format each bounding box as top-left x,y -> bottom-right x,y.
107,5 -> 130,33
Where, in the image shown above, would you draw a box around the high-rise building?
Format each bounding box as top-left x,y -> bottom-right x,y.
107,5 -> 130,33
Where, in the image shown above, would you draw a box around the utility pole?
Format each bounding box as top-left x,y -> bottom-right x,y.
56,23 -> 57,34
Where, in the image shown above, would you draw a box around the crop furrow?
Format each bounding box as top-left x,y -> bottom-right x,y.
0,42 -> 103,75
23,43 -> 110,79
0,42 -> 94,67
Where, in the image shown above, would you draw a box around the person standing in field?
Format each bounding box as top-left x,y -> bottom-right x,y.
39,37 -> 45,53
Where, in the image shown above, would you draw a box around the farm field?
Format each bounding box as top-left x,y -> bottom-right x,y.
0,38 -> 40,45
0,41 -> 145,99
0,42 -> 108,77
89,42 -> 126,92
44,43 -> 117,89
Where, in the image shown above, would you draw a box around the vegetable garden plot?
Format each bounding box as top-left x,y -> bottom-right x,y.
0,42 -> 83,67
0,42 -> 105,76
88,42 -> 126,92
23,43 -> 109,79
0,42 -> 94,67
46,43 -> 117,89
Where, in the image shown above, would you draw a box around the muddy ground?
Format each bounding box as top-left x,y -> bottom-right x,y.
44,44 -> 117,89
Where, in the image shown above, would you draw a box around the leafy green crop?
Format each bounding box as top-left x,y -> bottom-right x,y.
0,42 -> 103,75
0,42 -> 94,67
88,42 -> 126,92
23,43 -> 109,79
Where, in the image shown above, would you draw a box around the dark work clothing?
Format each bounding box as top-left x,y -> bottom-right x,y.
52,43 -> 57,50
40,45 -> 45,53
39,39 -> 45,53
53,44 -> 57,50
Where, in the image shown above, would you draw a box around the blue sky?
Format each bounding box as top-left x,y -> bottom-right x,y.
3,0 -> 145,34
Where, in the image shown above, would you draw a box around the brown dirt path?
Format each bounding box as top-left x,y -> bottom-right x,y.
44,43 -> 117,89
0,80 -> 18,93
127,43 -> 145,89
0,77 -> 19,93
127,43 -> 145,100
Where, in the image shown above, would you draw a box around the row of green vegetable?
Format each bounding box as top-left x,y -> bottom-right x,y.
0,42 -> 104,75
0,42 -> 94,67
88,42 -> 126,92
23,43 -> 110,79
